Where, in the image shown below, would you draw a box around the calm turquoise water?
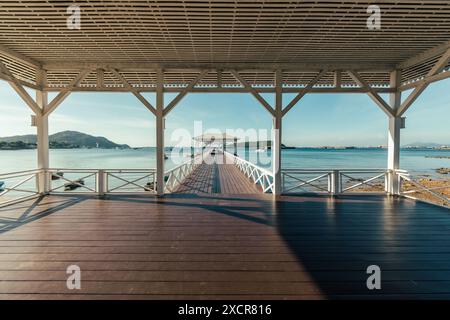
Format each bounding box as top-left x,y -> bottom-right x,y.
1,147 -> 449,177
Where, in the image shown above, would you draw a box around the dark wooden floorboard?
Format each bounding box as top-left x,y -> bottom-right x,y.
0,193 -> 449,299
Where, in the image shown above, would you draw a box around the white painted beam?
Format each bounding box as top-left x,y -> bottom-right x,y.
0,44 -> 41,69
44,69 -> 91,116
399,71 -> 450,91
273,70 -> 283,196
397,47 -> 450,116
156,69 -> 165,196
42,86 -> 396,94
230,69 -> 275,117
334,70 -> 342,88
348,71 -> 394,117
387,70 -> 402,195
0,61 -> 41,115
282,70 -> 327,117
97,68 -> 104,88
397,40 -> 450,70
0,72 -> 40,90
110,69 -> 156,115
36,70 -> 49,194
163,69 -> 209,116
43,62 -> 395,72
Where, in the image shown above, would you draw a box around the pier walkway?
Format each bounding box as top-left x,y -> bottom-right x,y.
175,153 -> 261,194
1,193 -> 450,299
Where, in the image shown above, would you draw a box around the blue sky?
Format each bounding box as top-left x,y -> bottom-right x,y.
0,78 -> 449,148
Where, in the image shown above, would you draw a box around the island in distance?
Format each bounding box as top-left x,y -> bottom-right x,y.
0,131 -> 130,150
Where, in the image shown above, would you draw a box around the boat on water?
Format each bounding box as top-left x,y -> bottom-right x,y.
64,179 -> 85,191
0,181 -> 4,192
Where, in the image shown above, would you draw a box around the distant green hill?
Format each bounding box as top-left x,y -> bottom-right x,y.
0,131 -> 130,150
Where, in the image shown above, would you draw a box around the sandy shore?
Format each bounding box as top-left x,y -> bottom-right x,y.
402,178 -> 450,207
354,178 -> 449,207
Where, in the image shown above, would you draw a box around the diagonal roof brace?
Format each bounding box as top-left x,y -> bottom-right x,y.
397,47 -> 450,117
111,69 -> 156,116
230,69 -> 275,117
163,69 -> 209,116
0,61 -> 41,115
282,69 -> 328,117
44,69 -> 92,116
348,70 -> 395,117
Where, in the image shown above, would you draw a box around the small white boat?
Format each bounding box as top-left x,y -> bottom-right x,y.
255,148 -> 266,153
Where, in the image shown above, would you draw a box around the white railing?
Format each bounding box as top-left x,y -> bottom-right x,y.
397,170 -> 450,207
282,169 -> 389,194
47,168 -> 99,194
282,169 -> 332,193
225,151 -> 274,193
105,169 -> 157,194
340,169 -> 388,194
0,160 -> 199,204
47,168 -> 159,195
164,159 -> 199,193
3,165 -> 447,209
0,169 -> 41,206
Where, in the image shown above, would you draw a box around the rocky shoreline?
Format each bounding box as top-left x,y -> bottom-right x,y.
354,178 -> 449,207
436,167 -> 450,174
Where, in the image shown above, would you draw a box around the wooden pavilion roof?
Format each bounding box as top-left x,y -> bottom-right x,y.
0,1 -> 449,90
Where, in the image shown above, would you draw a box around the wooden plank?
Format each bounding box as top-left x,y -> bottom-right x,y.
174,154 -> 261,194
0,194 -> 450,299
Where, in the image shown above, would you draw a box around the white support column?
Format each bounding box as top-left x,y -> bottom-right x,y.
272,70 -> 283,195
222,137 -> 226,153
36,70 -> 49,194
387,70 -> 402,195
156,69 -> 165,196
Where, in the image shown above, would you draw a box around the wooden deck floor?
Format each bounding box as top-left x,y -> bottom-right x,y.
0,193 -> 449,299
175,153 -> 261,194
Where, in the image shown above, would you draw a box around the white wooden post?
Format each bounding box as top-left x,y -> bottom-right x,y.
97,169 -> 106,196
156,69 -> 165,195
329,170 -> 340,195
272,70 -> 283,195
36,70 -> 50,194
387,70 -> 402,195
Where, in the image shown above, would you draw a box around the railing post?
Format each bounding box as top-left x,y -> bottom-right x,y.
387,70 -> 402,196
272,69 -> 283,196
97,170 -> 106,196
397,173 -> 403,195
156,69 -> 165,196
330,170 -> 341,195
34,70 -> 50,195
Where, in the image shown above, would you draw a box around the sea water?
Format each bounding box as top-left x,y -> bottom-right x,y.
0,147 -> 449,177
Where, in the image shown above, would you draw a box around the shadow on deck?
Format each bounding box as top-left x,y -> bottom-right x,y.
0,193 -> 449,299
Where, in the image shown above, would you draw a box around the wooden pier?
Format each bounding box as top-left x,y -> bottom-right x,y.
0,0 -> 449,301
175,153 -> 261,194
0,193 -> 450,299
